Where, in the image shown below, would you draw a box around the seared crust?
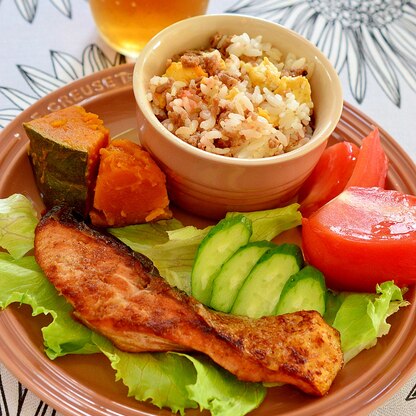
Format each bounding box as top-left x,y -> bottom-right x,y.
34,207 -> 343,396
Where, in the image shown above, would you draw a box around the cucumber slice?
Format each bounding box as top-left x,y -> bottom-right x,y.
191,214 -> 252,304
231,244 -> 303,318
210,241 -> 276,313
275,265 -> 327,316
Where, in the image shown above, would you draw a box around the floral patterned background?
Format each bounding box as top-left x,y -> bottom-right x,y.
1,0 -> 415,158
0,0 -> 415,415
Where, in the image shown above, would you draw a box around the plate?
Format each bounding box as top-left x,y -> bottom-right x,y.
0,63 -> 415,416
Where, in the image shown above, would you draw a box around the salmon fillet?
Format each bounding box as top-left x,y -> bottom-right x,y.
34,206 -> 343,396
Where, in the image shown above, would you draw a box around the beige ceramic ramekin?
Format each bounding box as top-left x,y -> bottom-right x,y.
133,14 -> 343,218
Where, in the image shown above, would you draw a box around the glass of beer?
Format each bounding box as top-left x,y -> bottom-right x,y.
89,0 -> 209,59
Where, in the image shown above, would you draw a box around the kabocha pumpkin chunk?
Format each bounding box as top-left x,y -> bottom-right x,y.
90,139 -> 172,227
24,106 -> 109,216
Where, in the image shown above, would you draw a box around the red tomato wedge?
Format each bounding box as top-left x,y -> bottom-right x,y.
298,142 -> 359,217
345,128 -> 389,188
302,186 -> 416,292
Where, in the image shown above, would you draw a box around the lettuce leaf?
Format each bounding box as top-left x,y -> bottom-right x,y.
0,253 -> 100,358
327,281 -> 409,363
94,335 -> 266,416
226,203 -> 302,242
111,204 -> 302,293
181,354 -> 266,416
0,194 -> 38,258
111,222 -> 209,293
93,335 -> 198,415
109,219 -> 184,251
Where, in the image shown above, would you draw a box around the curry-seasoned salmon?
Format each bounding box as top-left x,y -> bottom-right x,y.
34,207 -> 343,396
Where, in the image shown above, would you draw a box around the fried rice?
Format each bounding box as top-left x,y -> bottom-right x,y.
147,33 -> 315,159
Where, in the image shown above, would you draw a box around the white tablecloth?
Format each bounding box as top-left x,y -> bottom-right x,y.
0,1 -> 415,415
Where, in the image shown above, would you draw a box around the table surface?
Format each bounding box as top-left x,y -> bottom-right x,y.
0,1 -> 415,415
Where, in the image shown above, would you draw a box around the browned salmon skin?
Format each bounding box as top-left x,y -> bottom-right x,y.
34,206 -> 343,396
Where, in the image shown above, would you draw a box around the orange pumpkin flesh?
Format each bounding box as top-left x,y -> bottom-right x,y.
90,139 -> 172,227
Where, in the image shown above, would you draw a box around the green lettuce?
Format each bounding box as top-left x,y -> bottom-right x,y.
94,335 -> 265,416
0,252 -> 100,358
108,219 -> 184,251
0,194 -> 38,258
93,335 -> 199,414
226,203 -> 302,242
182,353 -> 266,416
111,204 -> 302,292
325,281 -> 409,363
111,221 -> 209,293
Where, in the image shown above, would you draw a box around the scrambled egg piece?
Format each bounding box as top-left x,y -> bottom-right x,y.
257,107 -> 279,126
244,57 -> 281,90
164,62 -> 208,83
245,58 -> 312,108
274,76 -> 312,106
226,87 -> 240,100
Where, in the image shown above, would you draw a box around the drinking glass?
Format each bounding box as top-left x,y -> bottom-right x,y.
89,0 -> 209,59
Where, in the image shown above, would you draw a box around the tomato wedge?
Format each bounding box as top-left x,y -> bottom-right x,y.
346,128 -> 389,188
298,142 -> 359,217
302,186 -> 416,292
298,128 -> 388,218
